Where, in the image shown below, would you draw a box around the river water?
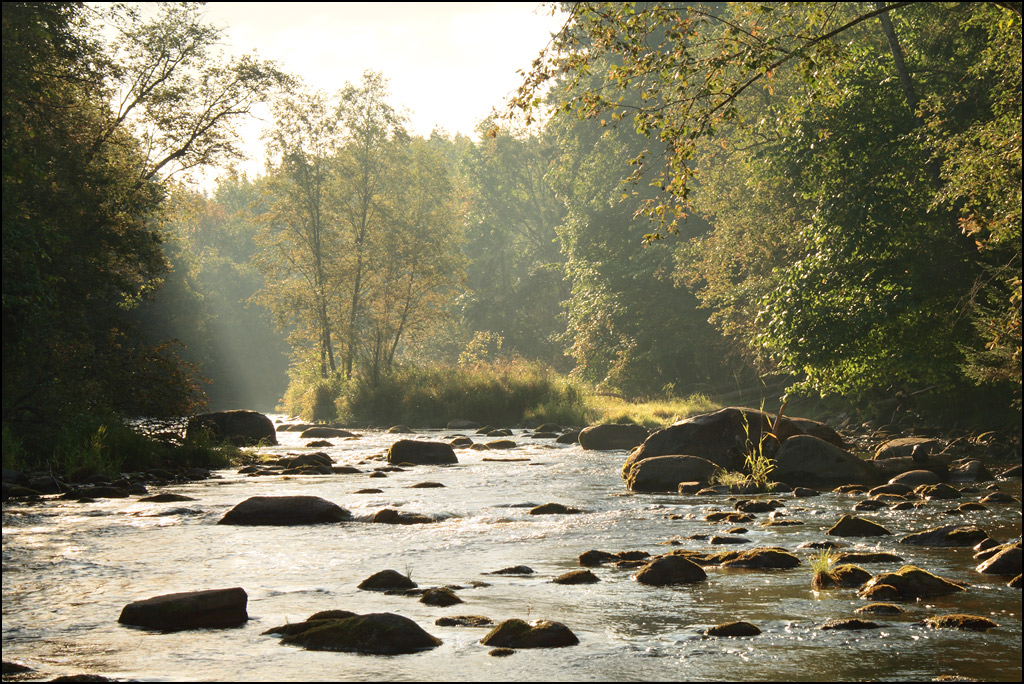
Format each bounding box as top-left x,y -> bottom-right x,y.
3,423 -> 1021,681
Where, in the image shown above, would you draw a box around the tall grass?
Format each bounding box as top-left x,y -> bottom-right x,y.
585,393 -> 720,428
278,361 -> 725,428
338,362 -> 588,427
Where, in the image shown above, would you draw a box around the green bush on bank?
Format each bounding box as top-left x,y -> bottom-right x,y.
3,412 -> 236,481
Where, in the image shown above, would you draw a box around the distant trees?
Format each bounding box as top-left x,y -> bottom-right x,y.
256,73 -> 464,390
2,2 -> 285,430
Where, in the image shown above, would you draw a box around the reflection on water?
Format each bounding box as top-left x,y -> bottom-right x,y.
3,424 -> 1021,681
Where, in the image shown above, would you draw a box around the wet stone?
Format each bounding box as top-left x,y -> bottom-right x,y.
706,621 -> 761,637
820,618 -> 881,630
923,614 -> 998,631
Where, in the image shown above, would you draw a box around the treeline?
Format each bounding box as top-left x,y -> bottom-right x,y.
157,68 -> 741,422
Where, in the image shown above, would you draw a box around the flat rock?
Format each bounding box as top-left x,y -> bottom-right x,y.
218,496 -> 351,526
923,614 -> 998,631
118,587 -> 247,631
529,502 -> 583,515
899,524 -> 990,547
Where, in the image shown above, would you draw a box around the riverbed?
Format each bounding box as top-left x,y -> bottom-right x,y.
2,424 -> 1021,681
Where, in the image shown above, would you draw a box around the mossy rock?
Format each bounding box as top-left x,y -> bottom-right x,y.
826,514 -> 892,537
923,614 -> 998,631
480,619 -> 579,648
858,565 -> 966,600
812,564 -> 872,589
280,612 -> 441,654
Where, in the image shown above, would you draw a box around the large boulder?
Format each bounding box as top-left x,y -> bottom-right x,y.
622,407 -> 804,476
185,410 -> 277,446
118,588 -> 248,631
218,496 -> 351,526
624,455 -> 720,492
280,613 -> 441,654
386,440 -> 458,465
772,435 -> 879,488
578,423 -> 650,451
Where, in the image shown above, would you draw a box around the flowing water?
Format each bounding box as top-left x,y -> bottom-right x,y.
3,423 -> 1021,681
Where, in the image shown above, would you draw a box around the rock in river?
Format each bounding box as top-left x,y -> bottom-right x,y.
633,554 -> 707,585
280,612 -> 441,654
578,423 -> 650,451
480,619 -> 579,648
185,410 -> 277,446
218,496 -> 351,526
119,587 -> 248,631
386,440 -> 458,465
826,514 -> 892,537
858,565 -> 966,600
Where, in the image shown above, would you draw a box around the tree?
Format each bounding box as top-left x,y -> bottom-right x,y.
517,2 -> 1022,405
362,137 -> 466,383
2,2 -> 286,430
459,120 -> 568,365
334,71 -> 408,378
258,88 -> 343,378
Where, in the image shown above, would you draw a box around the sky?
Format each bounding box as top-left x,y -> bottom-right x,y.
197,2 -> 567,183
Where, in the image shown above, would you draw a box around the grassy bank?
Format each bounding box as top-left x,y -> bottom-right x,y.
280,362 -> 723,429
585,393 -> 721,428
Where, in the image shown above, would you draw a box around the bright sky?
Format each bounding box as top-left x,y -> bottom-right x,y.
198,2 -> 566,183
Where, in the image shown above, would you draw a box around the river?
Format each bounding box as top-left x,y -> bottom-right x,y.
3,422 -> 1021,681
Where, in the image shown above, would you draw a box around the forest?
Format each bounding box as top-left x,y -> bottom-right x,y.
2,2 -> 1021,471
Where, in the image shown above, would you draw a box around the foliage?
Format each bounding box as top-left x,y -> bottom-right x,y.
810,549 -> 836,575
2,2 -> 285,438
518,2 -> 1022,407
257,73 -> 465,392
543,44 -> 744,398
458,121 -> 569,365
4,411 -> 233,480
136,178 -> 291,410
585,393 -> 719,428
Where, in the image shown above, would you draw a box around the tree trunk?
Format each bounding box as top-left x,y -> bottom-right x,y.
875,2 -> 918,115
